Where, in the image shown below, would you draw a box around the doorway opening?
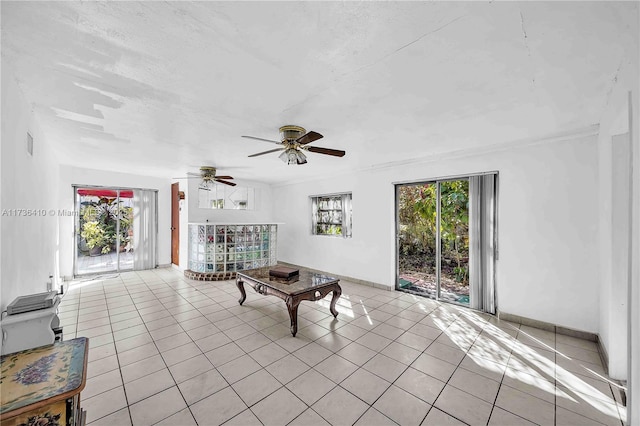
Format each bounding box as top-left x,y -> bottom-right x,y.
171,182 -> 180,266
396,173 -> 497,313
74,186 -> 158,276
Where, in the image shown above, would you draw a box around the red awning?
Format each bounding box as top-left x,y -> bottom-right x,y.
77,189 -> 134,198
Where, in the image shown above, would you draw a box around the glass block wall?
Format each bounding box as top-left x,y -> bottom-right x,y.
188,224 -> 277,273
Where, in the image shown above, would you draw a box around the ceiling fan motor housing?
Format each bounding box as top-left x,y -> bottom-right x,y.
200,166 -> 216,176
279,125 -> 305,142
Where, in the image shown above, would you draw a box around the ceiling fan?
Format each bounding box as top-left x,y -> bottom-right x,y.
242,125 -> 346,165
173,166 -> 236,189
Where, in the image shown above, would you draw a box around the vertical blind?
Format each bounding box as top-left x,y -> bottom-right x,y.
133,189 -> 158,270
468,173 -> 497,314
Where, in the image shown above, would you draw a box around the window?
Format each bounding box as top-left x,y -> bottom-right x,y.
311,193 -> 352,237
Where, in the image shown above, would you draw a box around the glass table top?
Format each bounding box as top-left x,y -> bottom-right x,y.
237,266 -> 339,295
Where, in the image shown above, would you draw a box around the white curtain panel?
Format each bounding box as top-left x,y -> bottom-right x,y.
469,174 -> 497,314
133,189 -> 158,270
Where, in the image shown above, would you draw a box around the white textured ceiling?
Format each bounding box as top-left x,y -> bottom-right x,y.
1,1 -> 637,183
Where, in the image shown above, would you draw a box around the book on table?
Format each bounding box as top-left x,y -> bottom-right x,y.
269,266 -> 299,279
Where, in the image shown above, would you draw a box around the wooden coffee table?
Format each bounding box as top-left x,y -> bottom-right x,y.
236,266 -> 342,337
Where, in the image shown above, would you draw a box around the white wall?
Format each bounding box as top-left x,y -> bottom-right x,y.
597,129 -> 614,373
186,178 -> 274,224
272,133 -> 601,333
596,42 -> 638,381
629,89 -> 640,426
605,133 -> 630,380
1,70 -> 61,311
58,166 -> 172,278
173,178 -> 276,272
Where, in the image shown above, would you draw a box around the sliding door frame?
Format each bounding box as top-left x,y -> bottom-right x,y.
394,171 -> 498,311
435,182 -> 442,301
73,184 -> 152,277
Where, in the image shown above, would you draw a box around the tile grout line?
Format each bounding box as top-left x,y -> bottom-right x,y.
338,304 -> 477,425
153,273 -> 292,425
417,307 -> 489,426
508,326 -> 565,424
79,275 -> 128,424
183,279 -> 325,424
80,277 -> 463,424
337,297 -> 486,424
484,322 -> 519,426
165,284 -> 225,426
221,289 -> 411,425
73,270 -> 620,426
284,298 -> 410,426
116,272 -> 138,426
84,271 -> 186,424
133,272 -> 208,426
129,273 -> 198,423
143,270 -> 225,423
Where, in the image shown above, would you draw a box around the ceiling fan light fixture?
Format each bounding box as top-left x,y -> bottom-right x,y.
287,150 -> 298,165
199,179 -> 213,190
278,148 -> 307,165
295,150 -> 307,164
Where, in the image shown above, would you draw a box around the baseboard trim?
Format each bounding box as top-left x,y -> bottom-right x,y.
498,311 -> 598,342
278,262 -> 392,291
498,311 -> 630,399
597,337 -> 610,376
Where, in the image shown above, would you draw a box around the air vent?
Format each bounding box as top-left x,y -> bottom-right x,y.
27,132 -> 33,156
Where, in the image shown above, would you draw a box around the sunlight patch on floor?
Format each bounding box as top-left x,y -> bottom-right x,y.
444,309 -> 625,424
315,295 -> 355,319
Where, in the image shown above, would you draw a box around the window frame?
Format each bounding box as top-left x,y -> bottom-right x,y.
310,192 -> 352,238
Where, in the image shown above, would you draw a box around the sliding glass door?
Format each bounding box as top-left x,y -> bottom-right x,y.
439,180 -> 471,303
75,187 -> 134,275
397,182 -> 438,298
396,179 -> 470,304
396,174 -> 496,312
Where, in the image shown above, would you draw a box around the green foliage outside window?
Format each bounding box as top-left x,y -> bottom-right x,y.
79,197 -> 133,254
398,180 -> 469,284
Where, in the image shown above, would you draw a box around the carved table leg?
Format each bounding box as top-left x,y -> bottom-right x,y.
286,297 -> 300,337
236,279 -> 247,305
329,285 -> 342,318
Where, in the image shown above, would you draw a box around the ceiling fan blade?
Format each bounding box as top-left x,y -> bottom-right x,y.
248,148 -> 284,157
242,135 -> 282,145
214,175 -> 233,180
295,131 -> 323,145
306,146 -> 346,157
215,179 -> 236,186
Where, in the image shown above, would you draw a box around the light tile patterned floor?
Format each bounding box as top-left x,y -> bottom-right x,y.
59,268 -> 627,426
